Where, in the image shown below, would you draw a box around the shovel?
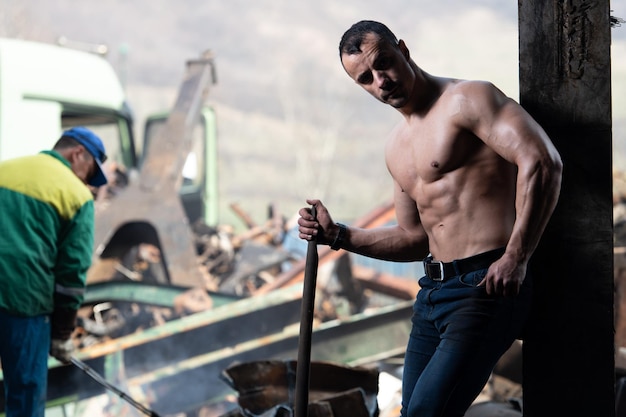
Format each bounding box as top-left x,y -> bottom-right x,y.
294,205 -> 319,417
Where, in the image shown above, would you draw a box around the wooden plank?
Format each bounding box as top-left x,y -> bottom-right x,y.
519,1 -> 614,415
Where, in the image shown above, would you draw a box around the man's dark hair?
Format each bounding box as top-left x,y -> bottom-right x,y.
339,20 -> 398,58
53,136 -> 81,151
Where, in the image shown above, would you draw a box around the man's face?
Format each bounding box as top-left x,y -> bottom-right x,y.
71,146 -> 97,186
341,33 -> 415,108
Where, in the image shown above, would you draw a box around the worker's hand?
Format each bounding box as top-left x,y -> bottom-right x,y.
297,199 -> 338,246
50,338 -> 75,364
479,253 -> 527,297
50,308 -> 78,340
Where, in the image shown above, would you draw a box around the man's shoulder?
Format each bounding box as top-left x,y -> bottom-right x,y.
442,79 -> 501,98
0,152 -> 93,214
438,79 -> 513,119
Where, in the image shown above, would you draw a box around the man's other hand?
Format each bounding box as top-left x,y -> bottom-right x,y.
50,338 -> 75,363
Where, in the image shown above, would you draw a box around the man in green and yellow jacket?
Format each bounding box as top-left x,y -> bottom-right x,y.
0,127 -> 108,417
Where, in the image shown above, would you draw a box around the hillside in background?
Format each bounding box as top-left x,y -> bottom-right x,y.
1,0 -> 624,228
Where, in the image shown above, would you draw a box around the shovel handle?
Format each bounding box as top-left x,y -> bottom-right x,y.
294,205 -> 318,417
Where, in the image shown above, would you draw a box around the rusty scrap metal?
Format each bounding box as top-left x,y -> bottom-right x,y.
230,201 -> 258,229
93,52 -> 217,288
221,360 -> 379,417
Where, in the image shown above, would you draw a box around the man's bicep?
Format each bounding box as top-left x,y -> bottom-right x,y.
491,101 -> 557,164
466,86 -> 554,165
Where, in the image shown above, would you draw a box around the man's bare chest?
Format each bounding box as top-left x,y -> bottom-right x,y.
387,120 -> 483,188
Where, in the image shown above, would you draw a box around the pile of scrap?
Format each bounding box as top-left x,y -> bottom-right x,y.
76,202 -> 293,345
193,202 -> 294,296
73,199 -> 417,351
219,360 -> 379,417
192,199 -> 418,313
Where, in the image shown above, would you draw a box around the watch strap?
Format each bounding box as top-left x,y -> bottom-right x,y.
330,223 -> 347,251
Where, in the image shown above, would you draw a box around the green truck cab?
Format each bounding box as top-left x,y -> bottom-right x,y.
0,37 -> 218,227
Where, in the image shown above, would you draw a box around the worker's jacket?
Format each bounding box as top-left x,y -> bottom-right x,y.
0,150 -> 94,318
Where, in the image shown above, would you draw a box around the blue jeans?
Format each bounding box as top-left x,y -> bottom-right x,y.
401,267 -> 532,417
0,309 -> 50,417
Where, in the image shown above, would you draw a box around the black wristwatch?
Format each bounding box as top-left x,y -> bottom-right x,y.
330,223 -> 347,251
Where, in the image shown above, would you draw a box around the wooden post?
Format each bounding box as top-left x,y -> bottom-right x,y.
519,1 -> 614,416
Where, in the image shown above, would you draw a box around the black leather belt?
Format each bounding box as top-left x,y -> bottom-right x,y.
423,247 -> 506,281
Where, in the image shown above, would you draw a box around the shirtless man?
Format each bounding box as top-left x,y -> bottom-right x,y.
297,20 -> 562,416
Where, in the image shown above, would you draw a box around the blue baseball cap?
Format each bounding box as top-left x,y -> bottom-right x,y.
61,127 -> 108,187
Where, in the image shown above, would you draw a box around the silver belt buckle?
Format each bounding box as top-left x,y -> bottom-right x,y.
424,259 -> 445,281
